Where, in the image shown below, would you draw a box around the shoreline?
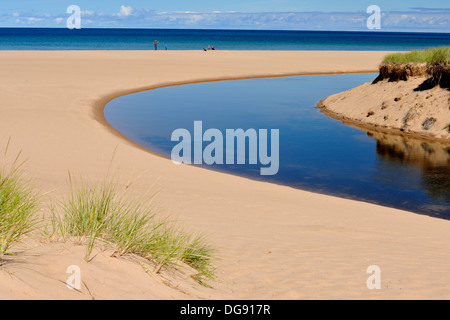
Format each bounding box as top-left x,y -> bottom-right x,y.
95,69 -> 379,155
317,73 -> 450,144
317,100 -> 450,145
3,50 -> 450,299
99,73 -> 447,219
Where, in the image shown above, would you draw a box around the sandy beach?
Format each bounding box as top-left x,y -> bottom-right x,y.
2,50 -> 450,300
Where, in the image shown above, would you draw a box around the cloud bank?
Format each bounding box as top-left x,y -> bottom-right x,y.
2,6 -> 449,32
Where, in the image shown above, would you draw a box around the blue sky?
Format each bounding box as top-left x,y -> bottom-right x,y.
1,0 -> 449,31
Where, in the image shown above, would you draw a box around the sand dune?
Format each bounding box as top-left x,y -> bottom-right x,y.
318,76 -> 450,142
1,50 -> 450,299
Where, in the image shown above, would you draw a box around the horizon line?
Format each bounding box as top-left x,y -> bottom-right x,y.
1,26 -> 449,35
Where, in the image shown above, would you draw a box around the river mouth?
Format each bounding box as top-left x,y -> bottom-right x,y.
104,73 -> 450,219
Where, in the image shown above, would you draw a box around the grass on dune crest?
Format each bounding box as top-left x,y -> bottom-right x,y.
378,47 -> 450,85
382,47 -> 450,64
51,177 -> 215,284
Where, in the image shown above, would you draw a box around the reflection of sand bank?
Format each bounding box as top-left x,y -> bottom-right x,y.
368,131 -> 450,167
368,130 -> 450,203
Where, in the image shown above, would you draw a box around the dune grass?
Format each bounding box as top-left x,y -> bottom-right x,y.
52,178 -> 215,284
0,164 -> 40,256
378,47 -> 450,85
52,180 -> 115,261
382,47 -> 450,64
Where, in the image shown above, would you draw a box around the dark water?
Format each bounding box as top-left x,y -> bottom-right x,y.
1,28 -> 450,51
104,74 -> 450,219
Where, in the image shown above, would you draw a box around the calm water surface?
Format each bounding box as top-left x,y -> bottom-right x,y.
1,28 -> 450,51
105,74 -> 450,218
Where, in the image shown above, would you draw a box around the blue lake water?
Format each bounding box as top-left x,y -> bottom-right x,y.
1,28 -> 450,51
105,74 -> 450,218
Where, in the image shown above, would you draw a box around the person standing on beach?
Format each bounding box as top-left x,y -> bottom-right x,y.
165,44 -> 168,50
153,39 -> 159,50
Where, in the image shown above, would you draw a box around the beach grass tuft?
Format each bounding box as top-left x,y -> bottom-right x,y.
382,47 -> 450,64
181,234 -> 216,284
0,163 -> 40,256
52,178 -> 215,284
52,180 -> 115,261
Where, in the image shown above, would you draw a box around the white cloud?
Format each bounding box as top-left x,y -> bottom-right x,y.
26,17 -> 43,23
81,10 -> 95,17
117,5 -> 134,17
185,14 -> 204,25
12,12 -> 20,17
55,17 -> 64,24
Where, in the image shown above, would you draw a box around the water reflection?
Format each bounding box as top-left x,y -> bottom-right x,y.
105,74 -> 450,218
368,131 -> 450,206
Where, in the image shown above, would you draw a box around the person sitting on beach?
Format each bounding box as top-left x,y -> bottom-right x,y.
203,47 -> 207,51
211,45 -> 215,50
153,39 -> 159,50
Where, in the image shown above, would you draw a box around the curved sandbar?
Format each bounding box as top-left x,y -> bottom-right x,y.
2,50 -> 450,299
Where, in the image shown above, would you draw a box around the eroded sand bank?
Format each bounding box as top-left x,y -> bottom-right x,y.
318,76 -> 450,142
